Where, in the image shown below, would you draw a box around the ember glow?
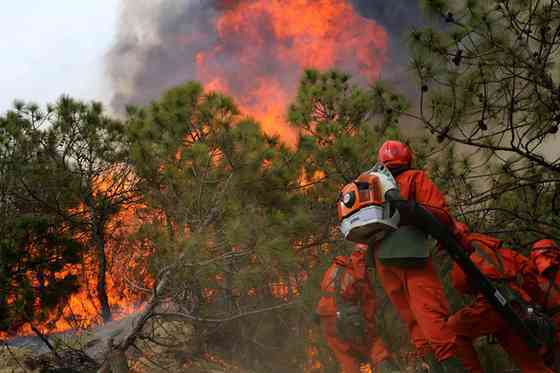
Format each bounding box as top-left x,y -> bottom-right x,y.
109,0 -> 388,146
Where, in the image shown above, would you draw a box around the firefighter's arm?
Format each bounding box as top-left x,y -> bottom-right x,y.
412,171 -> 453,227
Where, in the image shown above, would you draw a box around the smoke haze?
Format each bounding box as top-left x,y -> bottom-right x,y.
106,0 -> 426,135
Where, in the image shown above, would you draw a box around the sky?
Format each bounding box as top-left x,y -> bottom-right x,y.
0,0 -> 120,113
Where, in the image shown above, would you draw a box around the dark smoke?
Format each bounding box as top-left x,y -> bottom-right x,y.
107,0 -> 222,109
106,0 -> 426,111
349,0 -> 427,90
350,0 -> 425,39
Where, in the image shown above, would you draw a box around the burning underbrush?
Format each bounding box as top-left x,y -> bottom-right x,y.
0,174 -> 152,340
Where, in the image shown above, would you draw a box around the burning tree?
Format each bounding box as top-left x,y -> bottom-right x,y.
0,98 -> 142,328
40,97 -> 141,323
96,81 -> 311,372
107,0 -> 389,147
0,217 -> 82,336
408,0 -> 560,244
0,104 -> 84,336
96,71 -> 413,372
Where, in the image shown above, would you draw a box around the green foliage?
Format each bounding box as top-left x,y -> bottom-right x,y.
4,57 -> 547,371
410,0 -> 560,245
287,69 -> 408,249
0,97 -> 140,325
0,215 -> 82,333
289,69 -> 406,183
0,103 -> 86,334
406,2 -> 560,369
121,74 -> 411,371
125,82 -> 305,358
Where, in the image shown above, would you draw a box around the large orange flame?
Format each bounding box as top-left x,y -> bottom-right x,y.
188,0 -> 388,146
0,171 -> 150,339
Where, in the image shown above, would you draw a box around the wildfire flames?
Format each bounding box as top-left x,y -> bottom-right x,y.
4,3 -> 389,365
109,0 -> 389,146
190,0 -> 387,145
0,173 -> 150,339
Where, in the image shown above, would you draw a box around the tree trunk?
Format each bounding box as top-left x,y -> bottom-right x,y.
108,350 -> 129,373
93,219 -> 112,322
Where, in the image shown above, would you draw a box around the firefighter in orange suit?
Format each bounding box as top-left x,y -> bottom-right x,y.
449,230 -> 553,373
530,238 -> 560,370
316,247 -> 398,373
371,140 -> 474,372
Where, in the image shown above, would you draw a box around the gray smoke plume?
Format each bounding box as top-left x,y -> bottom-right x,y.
350,0 -> 425,39
106,0 -> 426,110
107,0 -> 222,109
350,0 -> 427,90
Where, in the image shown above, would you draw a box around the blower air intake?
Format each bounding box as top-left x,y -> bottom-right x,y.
337,164 -> 400,243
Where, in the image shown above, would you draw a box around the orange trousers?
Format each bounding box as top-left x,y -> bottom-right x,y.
554,313 -> 560,346
375,257 -> 471,364
448,296 -> 553,373
320,316 -> 391,373
548,313 -> 560,370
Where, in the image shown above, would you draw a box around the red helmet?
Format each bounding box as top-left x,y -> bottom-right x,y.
532,239 -> 559,251
377,140 -> 412,169
531,239 -> 560,274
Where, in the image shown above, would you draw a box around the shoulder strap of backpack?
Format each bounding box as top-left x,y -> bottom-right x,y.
320,265 -> 343,295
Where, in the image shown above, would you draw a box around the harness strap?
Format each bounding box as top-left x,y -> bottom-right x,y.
321,266 -> 344,301
321,263 -> 363,312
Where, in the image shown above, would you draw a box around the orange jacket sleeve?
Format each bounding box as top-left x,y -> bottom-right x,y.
411,171 -> 452,226
396,170 -> 452,227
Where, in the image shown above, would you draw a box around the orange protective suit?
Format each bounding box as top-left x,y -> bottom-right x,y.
372,169 -> 470,363
530,240 -> 560,368
531,239 -> 560,277
449,233 -> 553,373
316,250 -> 392,372
534,270 -> 560,370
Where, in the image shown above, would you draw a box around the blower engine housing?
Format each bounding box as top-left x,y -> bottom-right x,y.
337,164 -> 400,243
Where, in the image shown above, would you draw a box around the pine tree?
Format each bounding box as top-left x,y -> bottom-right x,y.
0,98 -> 139,323
0,105 -> 83,335
122,81 -> 310,371
0,216 -> 82,334
410,0 -> 560,245
287,69 -> 408,254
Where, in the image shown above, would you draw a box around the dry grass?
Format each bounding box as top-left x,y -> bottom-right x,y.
0,345 -> 33,373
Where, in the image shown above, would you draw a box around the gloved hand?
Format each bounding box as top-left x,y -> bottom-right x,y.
384,189 -> 416,226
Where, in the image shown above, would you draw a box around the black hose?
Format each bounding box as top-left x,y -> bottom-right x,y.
384,190 -> 546,351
